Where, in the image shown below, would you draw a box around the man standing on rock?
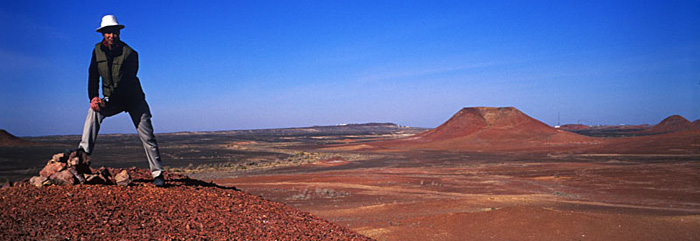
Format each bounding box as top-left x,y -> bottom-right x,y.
78,15 -> 165,187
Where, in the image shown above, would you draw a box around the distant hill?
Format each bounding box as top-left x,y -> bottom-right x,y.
558,124 -> 590,131
643,115 -> 696,134
208,123 -> 427,136
370,107 -> 595,152
413,107 -> 558,139
310,123 -> 420,132
0,129 -> 37,147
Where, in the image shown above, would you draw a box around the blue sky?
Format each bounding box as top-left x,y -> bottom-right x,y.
1,1 -> 699,136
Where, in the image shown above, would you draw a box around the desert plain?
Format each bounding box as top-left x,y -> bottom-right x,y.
2,107 -> 699,240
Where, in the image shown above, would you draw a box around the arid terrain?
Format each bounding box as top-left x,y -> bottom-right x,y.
2,109 -> 700,240
0,168 -> 370,240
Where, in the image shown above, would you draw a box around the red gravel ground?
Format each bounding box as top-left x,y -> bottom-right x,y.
0,168 -> 371,240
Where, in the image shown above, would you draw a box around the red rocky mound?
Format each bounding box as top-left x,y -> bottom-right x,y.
371,107 -> 595,152
414,107 -> 557,140
0,129 -> 37,147
0,167 -> 370,240
644,115 -> 696,134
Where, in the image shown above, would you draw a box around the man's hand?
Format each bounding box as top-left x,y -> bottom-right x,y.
90,97 -> 105,111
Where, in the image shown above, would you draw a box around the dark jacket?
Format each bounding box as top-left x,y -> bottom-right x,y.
88,40 -> 145,108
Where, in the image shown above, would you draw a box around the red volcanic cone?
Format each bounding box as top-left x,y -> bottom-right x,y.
414,107 -> 558,140
374,107 -> 594,152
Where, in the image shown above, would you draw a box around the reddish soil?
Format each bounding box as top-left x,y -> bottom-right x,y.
0,168 -> 370,240
599,129 -> 700,154
315,156 -> 351,166
214,153 -> 700,241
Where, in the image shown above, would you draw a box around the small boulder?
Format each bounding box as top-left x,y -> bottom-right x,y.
29,176 -> 50,187
115,170 -> 131,186
39,161 -> 66,178
51,153 -> 67,163
50,170 -> 77,186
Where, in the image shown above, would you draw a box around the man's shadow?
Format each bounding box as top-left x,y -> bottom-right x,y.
131,177 -> 239,190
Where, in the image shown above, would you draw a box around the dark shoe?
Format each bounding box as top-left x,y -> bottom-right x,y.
79,147 -> 90,156
66,147 -> 89,156
153,175 -> 165,187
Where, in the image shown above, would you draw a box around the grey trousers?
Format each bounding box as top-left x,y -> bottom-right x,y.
79,99 -> 163,178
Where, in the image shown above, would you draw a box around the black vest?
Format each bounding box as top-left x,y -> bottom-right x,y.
93,42 -> 145,106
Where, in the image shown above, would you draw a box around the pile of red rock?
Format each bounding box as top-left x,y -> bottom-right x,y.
28,150 -> 131,187
1,154 -> 372,240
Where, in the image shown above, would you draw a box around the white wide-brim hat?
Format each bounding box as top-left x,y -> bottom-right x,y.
96,15 -> 125,32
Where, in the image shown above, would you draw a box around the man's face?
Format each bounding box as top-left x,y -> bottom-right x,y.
101,27 -> 120,46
